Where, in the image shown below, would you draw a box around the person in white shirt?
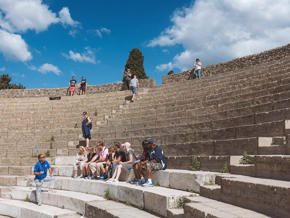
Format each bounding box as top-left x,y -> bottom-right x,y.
194,58 -> 202,79
130,74 -> 139,102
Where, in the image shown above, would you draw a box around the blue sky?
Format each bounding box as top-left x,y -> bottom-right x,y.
1,0 -> 290,88
0,0 -> 191,88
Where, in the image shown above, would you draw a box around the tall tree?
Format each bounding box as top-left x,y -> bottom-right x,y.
124,48 -> 148,79
0,74 -> 25,90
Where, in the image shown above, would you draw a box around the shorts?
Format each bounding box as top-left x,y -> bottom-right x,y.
69,86 -> 76,92
74,160 -> 86,171
122,163 -> 133,172
131,86 -> 137,95
80,85 -> 86,92
146,162 -> 163,171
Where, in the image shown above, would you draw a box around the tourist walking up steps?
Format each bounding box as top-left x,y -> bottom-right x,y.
82,111 -> 92,148
130,74 -> 139,102
33,154 -> 54,206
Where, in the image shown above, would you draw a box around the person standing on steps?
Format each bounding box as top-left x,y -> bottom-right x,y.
79,76 -> 87,95
130,74 -> 139,102
68,76 -> 77,96
82,111 -> 92,148
33,154 -> 54,206
194,58 -> 202,79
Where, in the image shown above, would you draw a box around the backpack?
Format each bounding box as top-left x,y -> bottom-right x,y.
86,118 -> 92,130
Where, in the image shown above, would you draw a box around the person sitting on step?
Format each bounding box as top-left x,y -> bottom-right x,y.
89,141 -> 109,180
107,142 -> 137,183
141,138 -> 167,187
33,153 -> 54,206
73,146 -> 87,178
131,140 -> 151,185
81,146 -> 96,179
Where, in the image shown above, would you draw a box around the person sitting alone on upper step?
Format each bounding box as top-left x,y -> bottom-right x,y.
33,153 -> 54,206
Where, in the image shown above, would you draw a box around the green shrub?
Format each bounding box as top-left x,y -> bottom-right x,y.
239,152 -> 254,164
192,156 -> 201,171
221,163 -> 229,173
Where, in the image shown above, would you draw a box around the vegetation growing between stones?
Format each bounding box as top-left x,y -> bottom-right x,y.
24,194 -> 31,202
192,156 -> 201,171
239,152 -> 254,165
45,150 -> 50,157
104,189 -> 111,200
176,196 -> 186,208
221,163 -> 229,173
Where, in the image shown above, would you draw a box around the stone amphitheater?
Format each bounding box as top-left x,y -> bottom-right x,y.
0,43 -> 289,218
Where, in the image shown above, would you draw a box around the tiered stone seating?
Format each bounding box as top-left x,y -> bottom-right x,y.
0,44 -> 290,217
0,90 -> 134,169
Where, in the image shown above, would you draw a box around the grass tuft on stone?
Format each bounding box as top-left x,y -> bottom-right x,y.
192,155 -> 201,171
239,151 -> 254,165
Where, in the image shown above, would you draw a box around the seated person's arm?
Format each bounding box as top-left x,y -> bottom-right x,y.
124,153 -> 133,164
89,154 -> 98,163
34,171 -> 44,175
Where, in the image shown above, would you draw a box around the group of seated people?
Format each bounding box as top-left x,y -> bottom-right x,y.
74,138 -> 167,187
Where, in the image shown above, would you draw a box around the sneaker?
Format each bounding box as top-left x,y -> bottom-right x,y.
137,178 -> 146,186
38,202 -> 42,206
129,179 -> 138,185
114,179 -> 119,183
99,176 -> 105,180
142,180 -> 154,187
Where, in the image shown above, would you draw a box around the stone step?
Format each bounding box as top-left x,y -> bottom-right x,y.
0,175 -> 193,217
52,161 -> 218,193
184,196 -> 270,218
86,200 -> 160,218
230,155 -> 290,181
0,198 -> 79,218
0,186 -> 101,215
216,174 -> 290,217
0,185 -> 160,217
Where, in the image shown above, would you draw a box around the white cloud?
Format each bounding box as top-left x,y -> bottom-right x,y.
0,0 -> 79,62
95,27 -> 111,38
64,48 -> 96,64
0,29 -> 32,61
156,62 -> 173,72
58,7 -> 78,27
149,0 -> 290,71
0,0 -> 58,33
38,63 -> 61,75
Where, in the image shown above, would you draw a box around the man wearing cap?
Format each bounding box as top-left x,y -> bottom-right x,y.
141,138 -> 167,187
33,153 -> 54,206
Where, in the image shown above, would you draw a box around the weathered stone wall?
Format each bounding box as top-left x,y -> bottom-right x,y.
163,43 -> 290,83
0,79 -> 156,98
